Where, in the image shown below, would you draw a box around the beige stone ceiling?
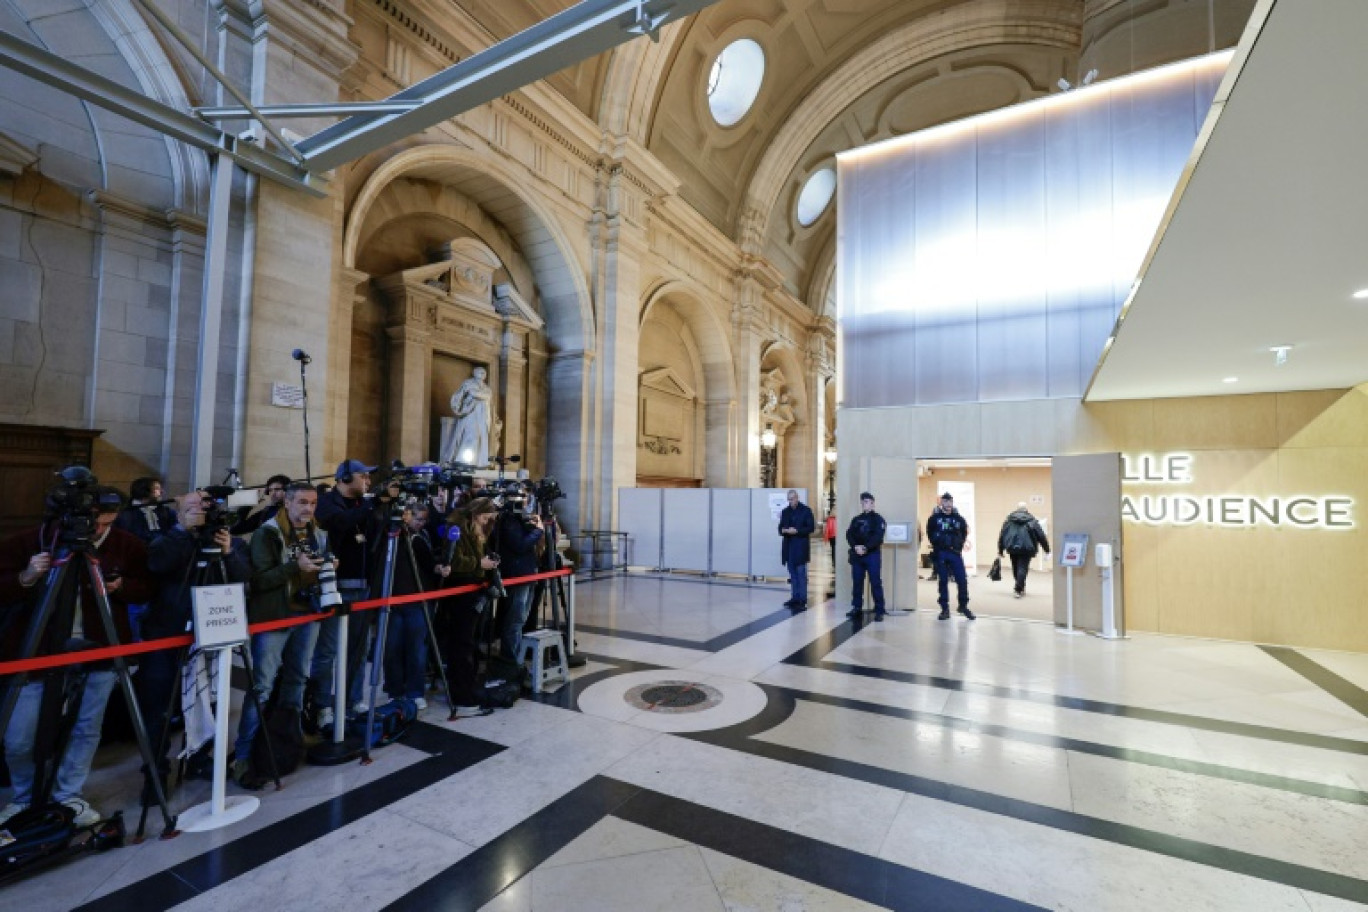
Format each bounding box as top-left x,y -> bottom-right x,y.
439,0 -> 1254,309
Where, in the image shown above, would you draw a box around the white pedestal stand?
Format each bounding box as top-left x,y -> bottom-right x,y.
177,647 -> 259,831
1058,566 -> 1084,636
884,545 -> 911,616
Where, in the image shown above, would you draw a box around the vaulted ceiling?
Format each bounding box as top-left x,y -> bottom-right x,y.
440,0 -> 1255,309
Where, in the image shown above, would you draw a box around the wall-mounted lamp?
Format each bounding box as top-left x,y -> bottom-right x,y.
1269,344 -> 1292,367
760,424 -> 777,487
761,425 -> 777,449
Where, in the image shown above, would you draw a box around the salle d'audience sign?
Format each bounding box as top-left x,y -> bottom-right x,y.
1121,453 -> 1354,530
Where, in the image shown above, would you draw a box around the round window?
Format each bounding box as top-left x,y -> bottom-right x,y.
706,39 -> 765,127
796,167 -> 836,226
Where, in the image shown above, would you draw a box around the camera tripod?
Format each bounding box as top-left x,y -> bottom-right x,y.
134,537 -> 282,838
357,505 -> 454,763
528,509 -> 583,667
0,527 -> 178,837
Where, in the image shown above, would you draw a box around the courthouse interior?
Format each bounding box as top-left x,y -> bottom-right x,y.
3,0 -> 1368,909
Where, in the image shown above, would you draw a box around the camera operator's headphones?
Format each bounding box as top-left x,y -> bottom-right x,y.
335,460 -> 376,485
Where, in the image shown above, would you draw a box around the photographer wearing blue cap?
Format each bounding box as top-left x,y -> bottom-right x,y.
306,459 -> 400,730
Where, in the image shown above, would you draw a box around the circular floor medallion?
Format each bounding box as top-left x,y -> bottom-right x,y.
625,679 -> 723,714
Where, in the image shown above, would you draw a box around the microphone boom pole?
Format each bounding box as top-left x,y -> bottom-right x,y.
292,349 -> 313,483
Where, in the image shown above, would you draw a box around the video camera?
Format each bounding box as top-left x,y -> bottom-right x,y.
491,478 -> 529,514
198,485 -> 238,538
389,460 -> 478,504
43,467 -> 123,546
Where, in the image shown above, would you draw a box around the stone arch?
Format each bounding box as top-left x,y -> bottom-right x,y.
343,144 -> 593,356
640,280 -> 739,486
742,1 -> 1079,238
597,22 -> 691,141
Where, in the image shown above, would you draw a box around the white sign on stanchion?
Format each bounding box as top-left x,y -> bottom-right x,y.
178,584 -> 260,832
1058,534 -> 1088,637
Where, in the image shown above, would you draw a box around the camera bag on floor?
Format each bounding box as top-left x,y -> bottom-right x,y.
367,697 -> 418,747
243,704 -> 303,789
480,654 -> 526,709
0,806 -> 126,885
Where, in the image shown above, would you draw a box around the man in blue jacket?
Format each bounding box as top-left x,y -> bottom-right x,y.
926,492 -> 975,620
778,489 -> 815,610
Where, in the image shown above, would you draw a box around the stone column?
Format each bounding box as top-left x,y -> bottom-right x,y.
731,297 -> 766,488
385,322 -> 431,464
703,399 -> 735,487
326,267 -> 370,466
548,349 -> 593,536
500,327 -> 527,463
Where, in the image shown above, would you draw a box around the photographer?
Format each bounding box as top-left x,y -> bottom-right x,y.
113,476 -> 175,543
230,474 -> 291,537
492,492 -> 544,662
136,492 -> 250,788
383,504 -> 448,709
442,497 -> 499,719
0,485 -> 151,827
232,482 -> 328,785
308,460 -> 398,728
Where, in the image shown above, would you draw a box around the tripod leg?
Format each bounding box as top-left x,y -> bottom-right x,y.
82,554 -> 178,835
236,643 -> 282,790
419,600 -> 452,710
137,646 -> 187,840
0,558 -> 75,741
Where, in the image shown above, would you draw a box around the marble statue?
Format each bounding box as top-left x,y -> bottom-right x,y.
441,366 -> 494,466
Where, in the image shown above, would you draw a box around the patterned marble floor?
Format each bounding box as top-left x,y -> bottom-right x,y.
5,571 -> 1367,911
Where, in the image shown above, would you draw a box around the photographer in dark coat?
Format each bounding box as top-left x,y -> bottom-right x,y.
137,492 -> 250,789
926,492 -> 975,621
778,489 -> 815,610
0,484 -> 151,827
383,504 -> 449,709
492,496 -> 544,662
308,460 -> 398,728
997,503 -> 1050,598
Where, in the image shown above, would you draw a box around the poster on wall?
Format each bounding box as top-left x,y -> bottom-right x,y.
768,490 -> 788,521
939,481 -> 977,575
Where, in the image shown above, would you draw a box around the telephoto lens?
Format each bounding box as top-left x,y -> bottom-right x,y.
316,557 -> 343,610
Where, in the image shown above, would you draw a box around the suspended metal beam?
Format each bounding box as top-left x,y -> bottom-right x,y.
196,102 -> 420,120
297,0 -> 722,171
0,29 -> 322,195
130,0 -> 303,164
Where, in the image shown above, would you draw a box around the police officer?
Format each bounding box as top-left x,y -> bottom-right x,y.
845,492 -> 887,620
926,492 -> 975,620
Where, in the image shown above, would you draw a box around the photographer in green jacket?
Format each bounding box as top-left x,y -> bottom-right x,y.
440,496 -> 500,719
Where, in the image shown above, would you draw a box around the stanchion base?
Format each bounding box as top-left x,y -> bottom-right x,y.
178,796 -> 259,832
1093,632 -> 1129,640
1056,627 -> 1087,636
307,734 -> 365,766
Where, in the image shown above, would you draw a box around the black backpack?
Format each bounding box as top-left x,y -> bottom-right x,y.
244,705 -> 304,788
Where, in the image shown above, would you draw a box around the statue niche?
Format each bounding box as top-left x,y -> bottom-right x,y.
374,238 -> 544,469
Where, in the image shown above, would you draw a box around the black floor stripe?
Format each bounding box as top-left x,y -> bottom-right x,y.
782,687 -> 1368,805
381,776 -> 642,910
685,728 -> 1368,905
73,724 -> 504,912
577,605 -> 796,652
383,774 -> 1044,912
778,619 -> 1368,756
613,786 -> 1047,912
1260,646 -> 1368,719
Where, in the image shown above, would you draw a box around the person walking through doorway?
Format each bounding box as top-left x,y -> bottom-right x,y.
997,502 -> 1050,597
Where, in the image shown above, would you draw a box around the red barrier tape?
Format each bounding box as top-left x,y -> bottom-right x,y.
0,567 -> 574,677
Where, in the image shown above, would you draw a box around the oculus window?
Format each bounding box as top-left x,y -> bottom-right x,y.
796,167 -> 836,226
707,39 -> 765,127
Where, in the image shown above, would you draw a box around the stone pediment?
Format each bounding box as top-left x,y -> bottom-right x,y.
639,367 -> 695,400
378,239 -> 543,333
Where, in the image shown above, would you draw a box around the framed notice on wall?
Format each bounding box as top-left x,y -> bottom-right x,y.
884,522 -> 912,544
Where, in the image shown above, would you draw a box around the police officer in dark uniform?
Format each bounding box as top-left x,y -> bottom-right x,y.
845,492 -> 887,620
926,492 -> 975,620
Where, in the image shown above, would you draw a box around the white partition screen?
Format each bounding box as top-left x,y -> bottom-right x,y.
710,489 -> 753,575
662,489 -> 712,570
618,488 -> 663,569
837,52 -> 1229,407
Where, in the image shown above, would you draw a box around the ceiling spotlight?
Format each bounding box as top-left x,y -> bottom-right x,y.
1222,376 -> 1238,384
1081,69 -> 1099,86
1269,344 -> 1292,366
1056,77 -> 1072,92
1353,288 -> 1368,300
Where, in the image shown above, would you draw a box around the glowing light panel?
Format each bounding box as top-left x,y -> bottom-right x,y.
837,52 -> 1232,407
